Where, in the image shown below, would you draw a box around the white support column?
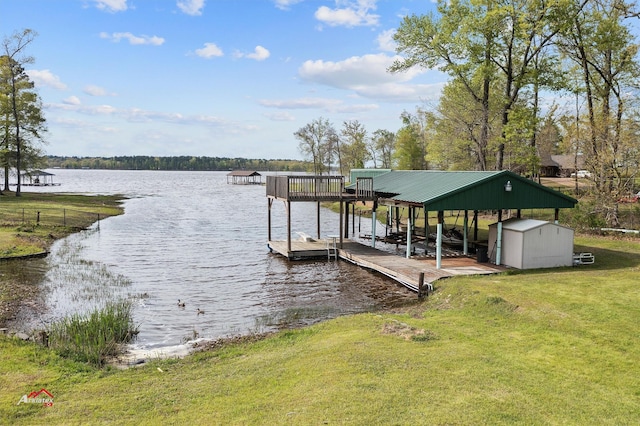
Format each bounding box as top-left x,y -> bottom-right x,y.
496,221 -> 503,266
436,222 -> 443,269
463,210 -> 469,256
371,211 -> 376,248
406,209 -> 412,258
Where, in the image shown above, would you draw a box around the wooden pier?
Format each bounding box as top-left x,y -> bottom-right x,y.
268,238 -> 504,293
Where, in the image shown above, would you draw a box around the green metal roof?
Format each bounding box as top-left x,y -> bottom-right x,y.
358,170 -> 577,211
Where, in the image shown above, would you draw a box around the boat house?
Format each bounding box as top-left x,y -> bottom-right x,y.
346,170 -> 578,268
21,170 -> 59,186
227,170 -> 262,185
268,170 -> 578,268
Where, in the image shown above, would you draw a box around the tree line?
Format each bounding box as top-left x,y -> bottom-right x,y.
296,0 -> 640,227
45,155 -> 309,172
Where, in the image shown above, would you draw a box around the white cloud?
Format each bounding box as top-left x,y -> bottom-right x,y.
315,0 -> 379,28
355,82 -> 445,102
299,53 -> 420,87
260,97 -> 343,110
298,53 -> 445,102
100,32 -> 165,46
63,96 -> 81,105
26,69 -> 67,90
195,42 -> 224,58
377,29 -> 396,52
235,46 -> 271,61
83,85 -> 109,96
94,0 -> 128,12
263,111 -> 296,121
46,101 -> 244,129
177,0 -> 205,16
259,97 -> 377,113
273,0 -> 303,10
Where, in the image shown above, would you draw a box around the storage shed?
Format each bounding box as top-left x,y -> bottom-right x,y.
488,218 -> 574,269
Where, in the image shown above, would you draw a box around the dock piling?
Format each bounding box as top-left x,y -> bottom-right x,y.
418,272 -> 427,298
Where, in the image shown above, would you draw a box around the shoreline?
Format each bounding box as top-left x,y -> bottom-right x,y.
0,192 -> 125,335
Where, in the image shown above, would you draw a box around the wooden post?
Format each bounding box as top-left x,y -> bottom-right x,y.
316,201 -> 321,240
473,210 -> 479,241
267,198 -> 272,241
344,201 -> 349,239
339,199 -> 344,247
287,201 -> 292,254
418,272 -> 426,298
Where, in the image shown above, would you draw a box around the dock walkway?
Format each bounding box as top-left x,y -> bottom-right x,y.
268,238 -> 505,293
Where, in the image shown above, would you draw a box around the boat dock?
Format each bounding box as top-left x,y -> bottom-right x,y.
268,238 -> 505,293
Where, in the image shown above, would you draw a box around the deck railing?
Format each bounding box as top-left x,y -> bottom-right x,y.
355,177 -> 374,199
267,175 -> 345,200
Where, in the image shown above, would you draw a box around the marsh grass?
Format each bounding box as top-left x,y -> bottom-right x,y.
48,301 -> 139,367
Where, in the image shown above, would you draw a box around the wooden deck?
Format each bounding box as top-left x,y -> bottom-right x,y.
268,238 -> 505,293
268,239 -> 338,260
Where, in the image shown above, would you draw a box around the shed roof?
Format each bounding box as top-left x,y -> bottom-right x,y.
352,170 -> 577,211
489,218 -> 572,232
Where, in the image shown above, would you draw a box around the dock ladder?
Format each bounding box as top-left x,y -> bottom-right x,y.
326,235 -> 339,260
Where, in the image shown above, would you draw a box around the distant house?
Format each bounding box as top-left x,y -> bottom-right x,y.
226,170 -> 262,185
539,153 -> 560,177
549,154 -> 585,177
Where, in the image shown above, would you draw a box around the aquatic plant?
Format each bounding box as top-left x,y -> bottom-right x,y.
48,301 -> 139,367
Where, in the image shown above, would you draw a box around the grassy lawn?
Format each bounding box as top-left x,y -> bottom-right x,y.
0,192 -> 124,257
1,234 -> 639,424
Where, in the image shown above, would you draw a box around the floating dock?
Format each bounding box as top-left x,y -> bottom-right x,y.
268,238 -> 504,293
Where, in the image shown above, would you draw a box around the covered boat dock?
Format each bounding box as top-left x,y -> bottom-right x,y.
20,170 -> 60,186
227,170 -> 262,185
266,171 -> 578,292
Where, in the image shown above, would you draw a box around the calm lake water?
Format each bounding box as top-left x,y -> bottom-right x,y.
9,169 -> 414,356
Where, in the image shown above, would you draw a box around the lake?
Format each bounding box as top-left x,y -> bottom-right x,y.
8,169 -> 415,357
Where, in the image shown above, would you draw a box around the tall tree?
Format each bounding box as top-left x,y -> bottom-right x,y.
558,0 -> 640,225
294,117 -> 337,175
339,120 -> 369,176
390,2 -> 495,170
391,0 -> 581,171
370,129 -> 396,169
394,111 -> 427,170
1,29 -> 46,196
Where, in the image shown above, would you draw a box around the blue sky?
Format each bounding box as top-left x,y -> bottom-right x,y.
1,0 -> 445,159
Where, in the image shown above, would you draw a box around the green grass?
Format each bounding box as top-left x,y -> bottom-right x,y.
0,192 -> 124,258
1,234 -> 639,424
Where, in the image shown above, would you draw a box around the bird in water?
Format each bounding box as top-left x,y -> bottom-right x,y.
177,300 -> 186,308
197,308 -> 205,315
